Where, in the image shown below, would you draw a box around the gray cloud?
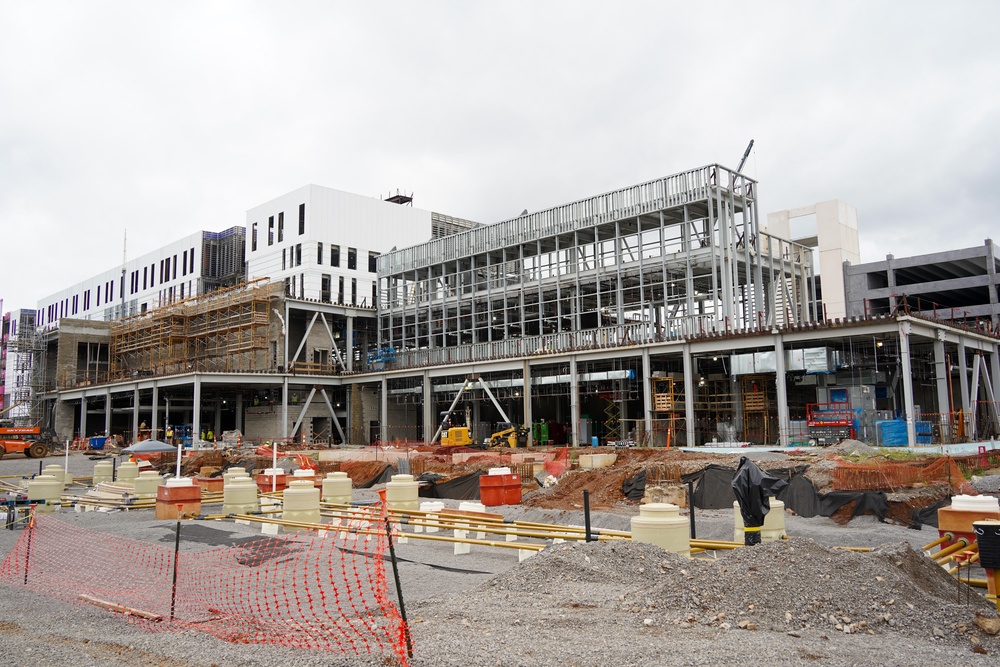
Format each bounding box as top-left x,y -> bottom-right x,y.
3,0 -> 999,311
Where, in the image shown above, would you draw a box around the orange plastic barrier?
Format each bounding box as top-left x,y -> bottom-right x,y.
0,514 -> 409,664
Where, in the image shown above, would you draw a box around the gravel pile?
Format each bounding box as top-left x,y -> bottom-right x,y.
971,473 -> 1000,494
3,452 -> 1000,666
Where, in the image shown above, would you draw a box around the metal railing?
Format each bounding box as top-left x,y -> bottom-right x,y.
380,164 -> 753,275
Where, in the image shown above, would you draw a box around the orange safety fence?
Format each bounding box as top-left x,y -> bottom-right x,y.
545,446 -> 569,477
0,513 -> 410,665
831,451 -> 1000,492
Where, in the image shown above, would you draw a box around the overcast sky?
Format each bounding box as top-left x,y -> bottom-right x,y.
2,0 -> 999,313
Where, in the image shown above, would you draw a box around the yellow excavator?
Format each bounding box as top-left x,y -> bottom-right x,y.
487,423 -> 529,448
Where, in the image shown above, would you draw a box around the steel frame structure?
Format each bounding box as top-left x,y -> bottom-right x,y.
378,165 -> 816,370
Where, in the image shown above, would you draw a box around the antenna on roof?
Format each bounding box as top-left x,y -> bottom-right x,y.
737,139 -> 755,172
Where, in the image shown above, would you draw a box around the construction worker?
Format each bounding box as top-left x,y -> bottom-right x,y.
206,428 -> 214,443
165,425 -> 173,444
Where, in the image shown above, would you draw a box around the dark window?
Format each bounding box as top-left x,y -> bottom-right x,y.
300,273 -> 305,299
190,247 -> 195,273
172,254 -> 177,280
331,244 -> 340,267
295,243 -> 302,266
143,266 -> 148,290
368,251 -> 379,273
282,248 -> 286,270
278,212 -> 284,242
347,247 -> 356,270
298,203 -> 305,234
251,223 -> 258,251
372,282 -> 377,306
321,274 -> 331,303
351,278 -> 357,305
268,216 -> 274,246
338,276 -> 344,304
317,242 -> 323,265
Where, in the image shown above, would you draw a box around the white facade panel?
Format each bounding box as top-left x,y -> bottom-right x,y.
245,185 -> 433,305
36,231 -> 210,328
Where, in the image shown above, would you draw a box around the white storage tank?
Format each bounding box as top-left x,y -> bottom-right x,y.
733,499 -> 787,543
133,471 -> 163,499
117,460 -> 140,485
630,503 -> 689,558
321,472 -> 352,504
27,475 -> 62,514
283,479 -> 321,530
223,476 -> 259,515
385,474 -> 420,512
92,461 -> 114,486
42,465 -> 66,489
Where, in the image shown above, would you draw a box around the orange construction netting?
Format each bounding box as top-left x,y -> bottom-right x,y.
0,513 -> 410,664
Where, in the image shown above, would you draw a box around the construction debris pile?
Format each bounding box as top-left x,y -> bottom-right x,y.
409,537 -> 1000,665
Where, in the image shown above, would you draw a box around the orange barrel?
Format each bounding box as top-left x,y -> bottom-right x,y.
480,472 -> 521,507
155,478 -> 202,520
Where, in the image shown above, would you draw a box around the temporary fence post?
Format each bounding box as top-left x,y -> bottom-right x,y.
170,504 -> 183,621
583,490 -> 593,542
687,479 -> 696,539
23,504 -> 36,585
112,457 -> 117,482
385,517 -> 413,659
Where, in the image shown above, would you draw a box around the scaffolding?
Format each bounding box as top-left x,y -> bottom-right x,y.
111,279 -> 279,377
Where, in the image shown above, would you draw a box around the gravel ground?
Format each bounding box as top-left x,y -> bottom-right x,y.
1,451 -> 999,666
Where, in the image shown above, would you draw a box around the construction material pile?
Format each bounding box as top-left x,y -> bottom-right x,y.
488,538 -> 993,639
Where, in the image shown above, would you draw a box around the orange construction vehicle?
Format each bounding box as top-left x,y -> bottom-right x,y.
0,426 -> 56,459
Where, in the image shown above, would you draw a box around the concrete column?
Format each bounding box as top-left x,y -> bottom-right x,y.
192,376 -> 202,443
570,356 -> 580,447
281,377 -> 289,441
774,332 -> 789,447
933,336 -> 951,442
132,386 -> 140,443
899,322 -> 917,447
422,372 -> 433,443
641,348 -> 653,444
346,316 -> 354,372
214,400 -> 222,438
992,346 -> 1000,427
683,343 -> 695,447
150,384 -> 159,441
522,360 -> 533,446
958,338 -> 971,437
380,377 -> 388,444
235,392 -> 244,433
104,389 -> 112,436
79,394 -> 87,440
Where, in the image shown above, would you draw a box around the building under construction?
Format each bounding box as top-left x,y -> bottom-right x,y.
17,163 -> 1000,449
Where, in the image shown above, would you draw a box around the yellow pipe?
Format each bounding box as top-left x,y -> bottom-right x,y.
938,543 -> 977,566
922,533 -> 953,552
931,539 -> 970,562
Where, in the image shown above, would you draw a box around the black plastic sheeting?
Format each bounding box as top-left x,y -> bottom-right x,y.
681,463 -> 891,522
621,470 -> 647,501
418,471 -> 483,501
731,456 -> 788,528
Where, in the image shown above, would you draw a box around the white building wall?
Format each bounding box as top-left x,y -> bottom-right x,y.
245,185 -> 433,305
765,200 -> 860,320
36,232 -> 208,328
